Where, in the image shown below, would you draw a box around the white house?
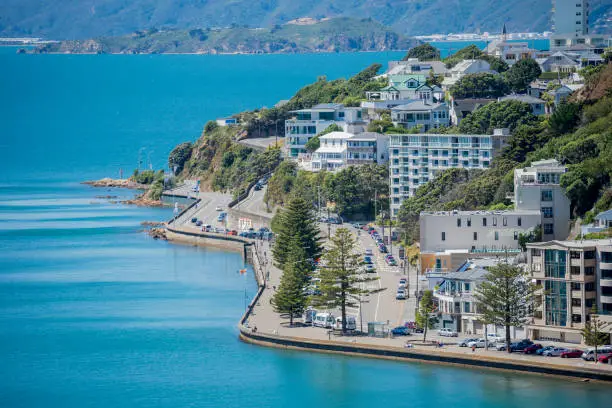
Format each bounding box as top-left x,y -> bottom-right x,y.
284,104 -> 365,158
366,74 -> 444,103
536,51 -> 581,73
310,131 -> 352,172
383,59 -> 448,77
442,59 -> 497,89
310,131 -> 389,172
499,94 -> 546,116
216,117 -> 237,126
390,100 -> 450,132
487,41 -> 543,66
346,132 -> 389,165
581,210 -> 612,235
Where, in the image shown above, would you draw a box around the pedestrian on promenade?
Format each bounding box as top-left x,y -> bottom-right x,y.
472,345 -> 476,352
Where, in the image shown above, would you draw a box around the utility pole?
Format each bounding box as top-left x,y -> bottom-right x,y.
374,188 -> 377,224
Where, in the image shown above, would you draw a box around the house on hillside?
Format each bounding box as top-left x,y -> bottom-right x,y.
449,97 -> 496,126
383,59 -> 448,77
536,51 -> 581,73
499,94 -> 546,116
391,100 -> 450,132
581,210 -> 612,235
487,41 -> 543,66
308,131 -> 389,172
442,59 -> 497,90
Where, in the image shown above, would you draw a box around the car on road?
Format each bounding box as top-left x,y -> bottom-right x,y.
398,278 -> 407,286
352,223 -> 363,229
378,244 -> 388,253
486,333 -> 504,343
396,289 -> 407,300
364,264 -> 375,273
542,347 -> 569,357
458,338 -> 479,347
215,206 -> 222,211
362,256 -> 373,264
254,184 -> 262,191
581,346 -> 612,361
195,220 -> 203,227
386,256 -> 397,266
392,326 -> 411,336
597,353 -> 612,364
523,344 -> 543,354
496,339 -> 533,352
191,217 -> 198,223
438,328 -> 458,337
560,349 -> 583,358
536,345 -> 555,356
364,249 -> 373,256
467,339 -> 487,348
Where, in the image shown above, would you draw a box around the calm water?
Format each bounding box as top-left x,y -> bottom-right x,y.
1,45 -> 607,407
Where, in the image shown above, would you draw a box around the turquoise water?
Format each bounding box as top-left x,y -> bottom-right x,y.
1,47 -> 608,407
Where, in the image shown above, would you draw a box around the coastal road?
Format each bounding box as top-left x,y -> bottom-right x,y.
231,184 -> 276,221
238,136 -> 280,151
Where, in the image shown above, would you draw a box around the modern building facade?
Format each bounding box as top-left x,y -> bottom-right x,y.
346,132 -> 389,165
309,132 -> 389,172
284,104 -> 365,158
388,131 -> 510,215
553,0 -> 588,36
526,239 -> 612,344
514,159 -> 571,241
390,100 -> 450,133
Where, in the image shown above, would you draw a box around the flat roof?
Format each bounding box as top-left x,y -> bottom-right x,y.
527,239 -> 612,249
420,210 -> 541,217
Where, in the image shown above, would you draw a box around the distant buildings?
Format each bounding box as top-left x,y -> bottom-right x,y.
216,117 -> 237,126
449,97 -> 495,126
499,94 -> 547,116
284,103 -> 366,158
553,0 -> 589,36
526,238 -> 612,344
309,131 -> 388,172
366,74 -> 443,103
581,210 -> 612,236
388,130 -> 510,215
383,59 -> 448,77
441,59 -> 496,89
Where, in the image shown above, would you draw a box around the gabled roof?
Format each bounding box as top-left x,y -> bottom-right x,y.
595,210 -> 612,221
499,94 -> 545,104
312,103 -> 344,110
392,100 -> 447,112
319,131 -> 353,140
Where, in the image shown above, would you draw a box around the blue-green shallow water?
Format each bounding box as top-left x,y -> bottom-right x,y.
1,45 -> 608,407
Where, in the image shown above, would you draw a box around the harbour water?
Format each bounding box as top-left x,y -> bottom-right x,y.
1,45 -> 609,407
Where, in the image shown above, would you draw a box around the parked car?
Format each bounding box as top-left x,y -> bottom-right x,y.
510,339 -> 534,352
392,326 -> 411,336
597,353 -> 612,364
385,256 -> 397,266
536,345 -> 555,356
302,308 -> 317,325
313,313 -> 335,328
523,344 -> 544,354
396,289 -> 407,300
486,333 -> 504,343
399,278 -> 407,286
560,349 -> 583,358
364,249 -> 373,256
215,206 -> 222,211
458,338 -> 479,347
229,230 -> 238,236
333,316 -> 356,331
191,217 -> 198,223
364,264 -> 375,273
378,244 -> 388,253
352,223 -> 363,229
195,220 -> 203,227
362,256 -> 373,264
438,328 -> 458,337
542,347 -> 569,357
467,339 -> 487,348
582,346 -> 612,361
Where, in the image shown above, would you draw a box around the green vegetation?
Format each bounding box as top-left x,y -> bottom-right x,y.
271,237 -> 311,326
271,196 -> 322,270
415,290 -> 438,342
131,169 -> 159,185
311,228 -> 380,334
580,307 -> 612,361
31,17 -> 416,54
450,73 -> 509,99
443,44 -> 508,73
168,142 -> 193,174
474,263 -> 539,353
265,163 -> 389,220
504,58 -> 542,93
131,169 -> 168,200
458,100 -> 541,134
402,43 -> 440,61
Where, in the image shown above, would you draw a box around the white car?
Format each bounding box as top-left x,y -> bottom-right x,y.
396,289 -> 407,300
542,347 -> 569,357
364,249 -> 373,256
438,328 -> 458,337
215,206 -> 223,211
487,333 -> 504,343
467,339 -> 487,348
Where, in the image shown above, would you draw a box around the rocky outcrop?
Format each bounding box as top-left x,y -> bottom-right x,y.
83,178 -> 147,189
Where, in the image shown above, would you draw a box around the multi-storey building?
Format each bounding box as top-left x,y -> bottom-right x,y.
309,132 -> 389,172
366,74 -> 442,103
526,239 -> 612,344
284,104 -> 365,158
514,159 -> 571,241
388,130 -> 510,215
390,100 -> 450,133
346,132 -> 389,166
553,0 -> 588,36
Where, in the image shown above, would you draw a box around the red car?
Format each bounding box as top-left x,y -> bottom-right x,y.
597,353 -> 612,363
523,343 -> 543,354
560,349 -> 583,358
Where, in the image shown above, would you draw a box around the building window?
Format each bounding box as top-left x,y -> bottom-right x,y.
492,217 -> 497,226
495,231 -> 499,241
467,218 -> 471,227
571,282 -> 581,291
571,298 -> 581,307
473,232 -> 478,241
457,218 -> 461,228
514,231 -> 518,240
584,250 -> 596,260
464,302 -> 470,313
518,217 -> 522,227
602,252 -> 612,263
482,218 -> 487,227
570,251 -> 581,259
542,207 -> 553,218
585,282 -> 595,292
572,314 -> 582,323
585,266 -> 595,276
543,224 -> 554,235
503,217 -> 507,226
442,232 -> 446,241
464,283 -> 471,292
531,249 -> 541,256
541,190 -> 553,201
570,266 -> 581,275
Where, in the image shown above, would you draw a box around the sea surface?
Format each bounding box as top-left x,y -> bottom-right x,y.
1,43 -> 608,408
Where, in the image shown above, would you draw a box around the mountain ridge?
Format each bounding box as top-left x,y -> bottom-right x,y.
1,0 -> 610,40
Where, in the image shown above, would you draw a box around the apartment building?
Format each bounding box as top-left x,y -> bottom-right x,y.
526,239 -> 612,344
553,0 -> 588,36
514,159 -> 571,241
390,100 -> 450,133
388,130 -> 510,215
346,132 -> 389,165
284,104 -> 365,158
310,131 -> 389,172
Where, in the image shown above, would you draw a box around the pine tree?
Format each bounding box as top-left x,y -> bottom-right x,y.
271,239 -> 310,326
272,196 -> 322,270
474,263 -> 539,353
312,228 -> 382,334
581,307 -> 611,363
415,290 -> 438,342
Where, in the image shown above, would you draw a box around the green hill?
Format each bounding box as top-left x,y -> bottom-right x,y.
28,18 -> 416,54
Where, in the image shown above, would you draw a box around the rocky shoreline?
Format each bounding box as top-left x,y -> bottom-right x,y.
83,177 -> 147,189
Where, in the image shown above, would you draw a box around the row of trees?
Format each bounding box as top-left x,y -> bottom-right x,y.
271,197 -> 381,333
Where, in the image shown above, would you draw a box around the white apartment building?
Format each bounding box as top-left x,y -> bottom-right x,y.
284,104 -> 365,158
383,59 -> 448,77
514,159 -> 571,241
388,130 -> 510,215
553,0 -> 588,36
526,239 -> 612,344
390,100 -> 450,133
420,210 -> 542,254
310,132 -> 389,172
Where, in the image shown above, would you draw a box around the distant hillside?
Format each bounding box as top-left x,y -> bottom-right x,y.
2,0 -> 610,40
27,18 -> 417,54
